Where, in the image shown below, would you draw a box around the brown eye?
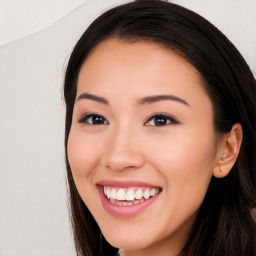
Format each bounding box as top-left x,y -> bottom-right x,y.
146,114 -> 180,126
79,114 -> 108,125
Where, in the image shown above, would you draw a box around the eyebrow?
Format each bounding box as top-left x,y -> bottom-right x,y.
139,95 -> 190,106
75,93 -> 189,107
76,93 -> 109,105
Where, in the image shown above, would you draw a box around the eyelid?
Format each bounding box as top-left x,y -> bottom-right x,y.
144,113 -> 181,126
78,113 -> 109,124
78,112 -> 180,126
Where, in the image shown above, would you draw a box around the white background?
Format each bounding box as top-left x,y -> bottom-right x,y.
0,0 -> 255,255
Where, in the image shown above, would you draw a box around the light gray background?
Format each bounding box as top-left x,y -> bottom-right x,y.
0,0 -> 89,46
1,0 -> 255,255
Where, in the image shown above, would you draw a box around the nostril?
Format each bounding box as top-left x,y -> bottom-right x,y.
105,154 -> 145,171
103,140 -> 145,171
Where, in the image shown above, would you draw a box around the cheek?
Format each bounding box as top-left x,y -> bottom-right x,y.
67,130 -> 101,179
149,129 -> 216,203
67,130 -> 105,209
144,132 -> 216,237
67,132 -> 86,177
149,127 -> 216,172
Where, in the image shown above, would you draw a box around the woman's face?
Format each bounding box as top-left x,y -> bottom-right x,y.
67,39 -> 222,254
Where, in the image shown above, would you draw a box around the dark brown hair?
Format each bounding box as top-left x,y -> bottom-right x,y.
63,1 -> 256,255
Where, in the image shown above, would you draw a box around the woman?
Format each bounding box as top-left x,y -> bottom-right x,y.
63,0 -> 256,255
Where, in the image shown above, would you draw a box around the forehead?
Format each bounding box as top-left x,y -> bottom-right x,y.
77,39 -> 209,106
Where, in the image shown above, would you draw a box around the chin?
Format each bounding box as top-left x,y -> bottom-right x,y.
102,229 -> 154,251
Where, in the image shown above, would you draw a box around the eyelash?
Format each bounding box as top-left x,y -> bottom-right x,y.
79,114 -> 108,125
145,114 -> 180,126
79,113 -> 180,126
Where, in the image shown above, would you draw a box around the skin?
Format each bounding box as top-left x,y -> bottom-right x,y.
67,39 -> 241,256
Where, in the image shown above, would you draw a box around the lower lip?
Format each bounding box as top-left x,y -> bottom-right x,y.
97,186 -> 161,218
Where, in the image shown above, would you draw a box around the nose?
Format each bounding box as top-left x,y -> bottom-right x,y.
103,127 -> 145,172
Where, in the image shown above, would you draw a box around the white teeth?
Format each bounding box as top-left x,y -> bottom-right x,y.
150,188 -> 156,197
103,186 -> 160,202
126,190 -> 135,201
110,198 -> 144,206
135,189 -> 143,200
143,189 -> 150,199
116,188 -> 126,200
110,189 -> 117,200
106,187 -> 111,199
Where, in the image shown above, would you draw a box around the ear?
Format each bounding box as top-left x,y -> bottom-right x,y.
213,123 -> 243,178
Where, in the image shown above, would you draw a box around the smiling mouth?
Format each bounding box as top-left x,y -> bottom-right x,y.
103,186 -> 161,206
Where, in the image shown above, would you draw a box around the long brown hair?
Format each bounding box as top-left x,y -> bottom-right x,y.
63,1 -> 256,255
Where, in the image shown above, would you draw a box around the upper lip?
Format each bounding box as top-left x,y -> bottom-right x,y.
96,179 -> 161,188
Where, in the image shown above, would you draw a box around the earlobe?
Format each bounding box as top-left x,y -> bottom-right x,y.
213,123 -> 243,178
213,166 -> 229,178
